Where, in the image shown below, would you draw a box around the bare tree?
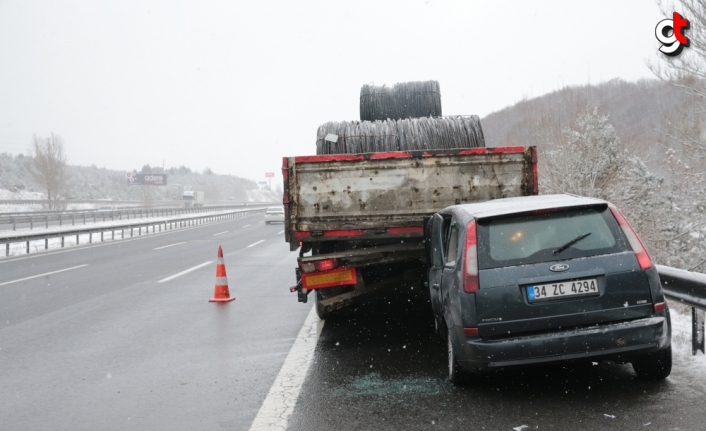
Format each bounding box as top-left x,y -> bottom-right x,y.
30,133 -> 70,210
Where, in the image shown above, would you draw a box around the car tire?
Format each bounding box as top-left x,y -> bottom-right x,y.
447,326 -> 467,386
631,346 -> 672,381
434,316 -> 444,340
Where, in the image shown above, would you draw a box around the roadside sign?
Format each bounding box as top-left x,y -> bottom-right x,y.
265,172 -> 275,178
127,174 -> 168,186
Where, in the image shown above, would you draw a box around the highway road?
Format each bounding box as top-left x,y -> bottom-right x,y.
0,213 -> 309,430
2,213 -> 705,430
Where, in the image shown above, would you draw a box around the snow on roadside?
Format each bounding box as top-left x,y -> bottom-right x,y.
247,188 -> 280,202
668,300 -> 706,381
0,207 -> 267,258
0,189 -> 44,200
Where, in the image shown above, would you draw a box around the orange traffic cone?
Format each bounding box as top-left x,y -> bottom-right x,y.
210,246 -> 235,302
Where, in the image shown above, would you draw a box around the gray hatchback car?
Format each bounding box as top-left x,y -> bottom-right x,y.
426,194 -> 671,384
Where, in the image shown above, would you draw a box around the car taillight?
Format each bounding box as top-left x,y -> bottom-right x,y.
463,327 -> 479,336
654,302 -> 666,313
300,259 -> 339,273
463,220 -> 479,293
608,205 -> 653,270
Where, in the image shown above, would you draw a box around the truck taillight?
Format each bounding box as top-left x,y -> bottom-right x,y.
315,259 -> 338,271
300,262 -> 316,273
299,259 -> 338,273
609,205 -> 653,270
463,220 -> 479,293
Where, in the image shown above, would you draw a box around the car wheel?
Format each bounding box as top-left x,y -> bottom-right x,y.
631,346 -> 672,381
434,316 -> 444,340
447,327 -> 467,385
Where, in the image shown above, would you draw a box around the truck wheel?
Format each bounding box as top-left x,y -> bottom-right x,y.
315,291 -> 327,319
314,290 -> 338,320
631,346 -> 672,381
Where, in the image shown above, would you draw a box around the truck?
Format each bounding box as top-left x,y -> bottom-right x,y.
182,190 -> 204,207
283,146 -> 538,319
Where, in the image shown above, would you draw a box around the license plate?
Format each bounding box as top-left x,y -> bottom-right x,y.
526,278 -> 599,301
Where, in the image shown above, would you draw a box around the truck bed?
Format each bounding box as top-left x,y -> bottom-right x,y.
282,147 -> 537,248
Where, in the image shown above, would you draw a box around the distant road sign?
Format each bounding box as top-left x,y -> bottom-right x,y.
127,174 -> 168,186
126,172 -> 132,178
265,172 -> 275,178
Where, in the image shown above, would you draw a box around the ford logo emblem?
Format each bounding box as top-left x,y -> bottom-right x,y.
550,264 -> 570,272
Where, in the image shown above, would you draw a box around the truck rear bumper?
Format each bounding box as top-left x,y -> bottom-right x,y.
456,316 -> 670,370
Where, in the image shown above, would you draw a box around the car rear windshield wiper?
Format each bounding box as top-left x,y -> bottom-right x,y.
553,232 -> 592,255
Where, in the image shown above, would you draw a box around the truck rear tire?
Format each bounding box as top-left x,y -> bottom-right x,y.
314,287 -> 346,320
314,291 -> 329,320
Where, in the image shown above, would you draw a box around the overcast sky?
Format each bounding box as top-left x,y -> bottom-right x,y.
0,0 -> 665,183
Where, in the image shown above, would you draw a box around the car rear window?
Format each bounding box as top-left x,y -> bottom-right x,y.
476,206 -> 630,269
266,207 -> 283,213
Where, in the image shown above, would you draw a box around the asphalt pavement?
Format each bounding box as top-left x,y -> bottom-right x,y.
0,214 -> 308,430
286,287 -> 706,431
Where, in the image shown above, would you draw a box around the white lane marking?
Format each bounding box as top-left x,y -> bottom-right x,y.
0,264 -> 88,287
242,224 -> 251,228
249,306 -> 323,431
247,240 -> 264,248
277,230 -> 284,234
158,261 -> 212,283
153,241 -> 187,250
212,231 -> 229,236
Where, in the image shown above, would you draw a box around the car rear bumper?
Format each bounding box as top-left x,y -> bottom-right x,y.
456,316 -> 670,371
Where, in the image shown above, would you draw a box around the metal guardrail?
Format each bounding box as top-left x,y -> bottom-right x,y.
0,199 -> 182,205
0,202 -> 280,216
0,207 -> 267,257
0,203 -> 279,231
657,264 -> 706,355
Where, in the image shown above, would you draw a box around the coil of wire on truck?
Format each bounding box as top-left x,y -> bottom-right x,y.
360,80 -> 442,121
315,116 -> 485,155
